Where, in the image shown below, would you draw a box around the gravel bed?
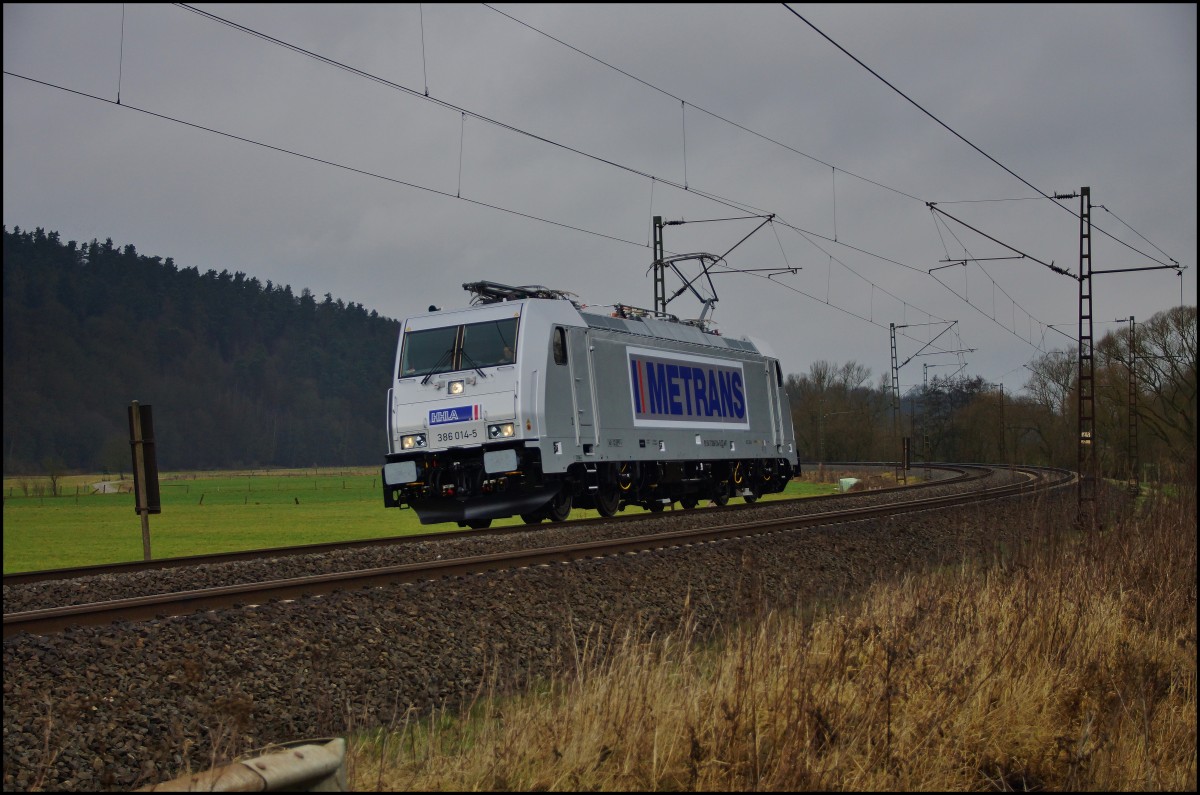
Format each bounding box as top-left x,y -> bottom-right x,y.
2,467 -> 1050,792
4,466 -> 986,614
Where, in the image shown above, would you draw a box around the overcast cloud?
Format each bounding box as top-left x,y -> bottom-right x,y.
4,3 -> 1196,393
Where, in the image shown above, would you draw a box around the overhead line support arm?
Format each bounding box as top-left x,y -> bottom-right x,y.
927,203 -> 1074,279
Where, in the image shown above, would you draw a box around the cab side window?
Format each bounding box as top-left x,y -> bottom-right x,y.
552,327 -> 568,365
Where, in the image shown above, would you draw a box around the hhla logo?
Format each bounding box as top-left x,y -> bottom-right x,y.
429,405 -> 480,425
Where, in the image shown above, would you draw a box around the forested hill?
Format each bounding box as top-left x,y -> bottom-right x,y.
3,226 -> 401,474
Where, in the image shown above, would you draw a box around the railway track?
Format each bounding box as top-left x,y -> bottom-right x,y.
2,462 -> 964,587
4,465 -> 1072,638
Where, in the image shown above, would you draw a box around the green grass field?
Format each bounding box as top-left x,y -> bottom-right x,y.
2,469 -> 838,573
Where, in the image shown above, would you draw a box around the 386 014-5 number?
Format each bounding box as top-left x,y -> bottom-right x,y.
435,427 -> 479,444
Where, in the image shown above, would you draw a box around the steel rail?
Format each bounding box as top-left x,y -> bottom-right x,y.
4,463 -> 970,586
4,466 -> 1070,638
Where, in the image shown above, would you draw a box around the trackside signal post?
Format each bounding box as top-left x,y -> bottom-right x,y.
128,401 -> 161,560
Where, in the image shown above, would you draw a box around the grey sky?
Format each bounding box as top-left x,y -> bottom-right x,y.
4,3 -> 1196,394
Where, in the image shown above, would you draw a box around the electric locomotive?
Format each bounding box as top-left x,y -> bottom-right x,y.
382,280 -> 798,527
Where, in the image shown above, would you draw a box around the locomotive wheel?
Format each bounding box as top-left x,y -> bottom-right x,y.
711,493 -> 729,507
520,512 -> 544,525
546,490 -> 573,522
594,484 -> 621,518
617,462 -> 635,492
743,492 -> 759,504
679,497 -> 698,510
466,519 -> 492,529
648,501 -> 665,513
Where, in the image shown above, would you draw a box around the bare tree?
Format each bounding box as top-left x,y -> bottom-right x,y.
786,360 -> 885,462
1024,349 -> 1075,415
1021,350 -> 1077,467
1124,306 -> 1196,476
41,456 -> 65,497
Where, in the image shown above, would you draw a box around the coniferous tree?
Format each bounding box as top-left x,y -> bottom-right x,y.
3,226 -> 400,473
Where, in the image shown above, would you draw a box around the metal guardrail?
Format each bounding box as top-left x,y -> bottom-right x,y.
138,738 -> 346,792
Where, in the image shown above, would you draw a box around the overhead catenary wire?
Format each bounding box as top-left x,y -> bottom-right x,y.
164,2 -> 995,350
932,212 -> 1054,338
117,4 -> 126,105
928,209 -> 1074,350
175,0 -> 854,265
936,195 -> 1048,204
715,259 -> 954,351
832,167 -> 838,242
487,2 -> 1180,273
5,65 -> 965,363
419,3 -> 429,96
457,112 -> 465,198
172,4 -> 723,211
660,199 -> 965,344
681,101 -> 688,190
1,70 -> 648,251
483,2 -> 924,204
769,221 -> 793,272
928,204 -> 1073,279
785,224 -> 952,328
784,5 -> 1048,202
782,3 -> 1180,272
714,223 -> 970,360
1097,205 -> 1180,267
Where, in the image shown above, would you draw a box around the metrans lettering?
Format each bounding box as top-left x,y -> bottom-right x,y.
627,348 -> 750,429
429,405 -> 480,425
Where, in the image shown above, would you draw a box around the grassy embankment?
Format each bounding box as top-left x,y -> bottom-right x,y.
2,469 -> 839,573
348,484 -> 1197,791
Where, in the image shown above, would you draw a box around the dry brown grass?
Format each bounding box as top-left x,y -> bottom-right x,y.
350,486 -> 1197,791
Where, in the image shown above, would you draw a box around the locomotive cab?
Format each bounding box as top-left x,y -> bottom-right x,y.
382,287 -> 587,525
394,311 -> 521,452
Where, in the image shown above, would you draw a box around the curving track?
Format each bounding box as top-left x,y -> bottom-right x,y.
2,462 -> 962,587
4,465 -> 1072,638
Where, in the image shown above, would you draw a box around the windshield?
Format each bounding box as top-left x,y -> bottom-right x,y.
399,326 -> 459,378
461,318 -> 517,368
398,317 -> 519,379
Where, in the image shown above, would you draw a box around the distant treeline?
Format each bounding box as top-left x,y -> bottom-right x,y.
5,226 -> 1194,480
3,226 -> 400,474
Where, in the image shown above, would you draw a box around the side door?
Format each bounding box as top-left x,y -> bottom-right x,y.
765,359 -> 783,450
567,328 -> 594,443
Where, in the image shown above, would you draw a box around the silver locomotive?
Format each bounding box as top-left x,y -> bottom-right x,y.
382,281 -> 798,526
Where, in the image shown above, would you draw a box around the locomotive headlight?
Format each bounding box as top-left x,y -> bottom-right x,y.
401,433 -> 427,450
488,422 -> 515,439
448,380 -> 465,395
